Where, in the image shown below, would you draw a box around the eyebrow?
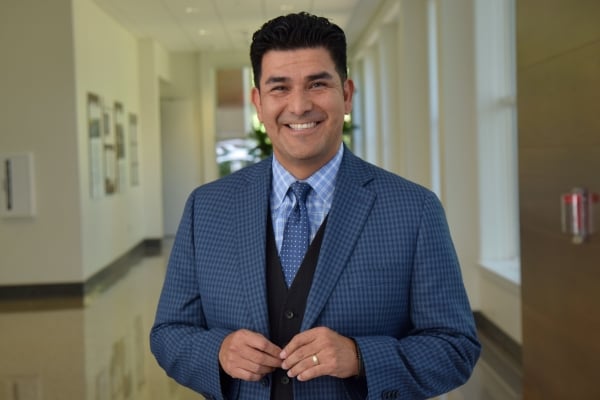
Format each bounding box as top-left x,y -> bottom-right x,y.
307,71 -> 334,81
264,76 -> 289,85
264,71 -> 335,86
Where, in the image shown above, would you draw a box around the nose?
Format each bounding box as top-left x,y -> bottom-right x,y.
287,88 -> 313,116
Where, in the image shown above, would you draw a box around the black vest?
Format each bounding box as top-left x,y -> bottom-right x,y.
266,215 -> 328,400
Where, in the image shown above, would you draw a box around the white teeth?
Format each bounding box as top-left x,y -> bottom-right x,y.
288,122 -> 317,130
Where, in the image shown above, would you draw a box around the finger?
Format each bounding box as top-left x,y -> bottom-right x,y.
280,329 -> 317,359
281,344 -> 314,371
232,330 -> 283,366
221,352 -> 279,381
228,359 -> 278,381
226,365 -> 264,381
297,363 -> 323,382
220,330 -> 282,380
283,329 -> 360,381
286,353 -> 323,380
281,327 -> 329,369
254,338 -> 284,361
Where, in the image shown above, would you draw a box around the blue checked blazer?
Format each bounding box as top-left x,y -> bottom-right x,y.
150,149 -> 481,400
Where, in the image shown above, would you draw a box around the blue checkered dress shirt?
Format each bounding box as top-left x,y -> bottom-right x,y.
270,144 -> 343,252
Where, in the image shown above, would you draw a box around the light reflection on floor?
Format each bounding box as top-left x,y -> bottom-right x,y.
0,242 -> 520,400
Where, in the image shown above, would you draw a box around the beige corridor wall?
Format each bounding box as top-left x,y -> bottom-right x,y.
348,0 -> 522,343
73,0 -> 170,280
73,0 -> 144,279
0,0 -> 82,284
0,0 -> 170,284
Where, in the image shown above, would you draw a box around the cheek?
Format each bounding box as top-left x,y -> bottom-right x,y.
322,97 -> 346,115
258,101 -> 279,122
261,114 -> 278,128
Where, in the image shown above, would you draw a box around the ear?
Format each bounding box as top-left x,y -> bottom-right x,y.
251,87 -> 263,121
343,79 -> 354,114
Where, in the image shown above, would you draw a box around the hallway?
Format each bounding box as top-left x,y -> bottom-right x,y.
3,0 -> 600,398
0,241 -> 521,400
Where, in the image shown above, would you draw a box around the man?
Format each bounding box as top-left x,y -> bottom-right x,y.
151,12 -> 480,400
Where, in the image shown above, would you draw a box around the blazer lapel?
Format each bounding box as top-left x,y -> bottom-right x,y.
234,161 -> 272,336
302,151 -> 376,330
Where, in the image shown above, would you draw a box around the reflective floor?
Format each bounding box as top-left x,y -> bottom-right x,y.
0,242 -> 521,400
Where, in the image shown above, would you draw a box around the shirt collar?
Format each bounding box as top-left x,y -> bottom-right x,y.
271,143 -> 344,208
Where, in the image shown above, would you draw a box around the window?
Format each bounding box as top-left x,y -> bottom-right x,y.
475,0 -> 520,284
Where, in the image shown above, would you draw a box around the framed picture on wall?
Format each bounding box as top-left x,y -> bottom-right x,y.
103,106 -> 116,195
87,93 -> 104,199
114,102 -> 127,192
129,113 -> 140,187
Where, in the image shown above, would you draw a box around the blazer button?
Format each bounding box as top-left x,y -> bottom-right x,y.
261,376 -> 270,387
284,310 -> 295,319
381,390 -> 399,399
281,376 -> 290,385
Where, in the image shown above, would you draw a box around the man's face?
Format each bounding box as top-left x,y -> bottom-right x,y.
251,47 -> 354,179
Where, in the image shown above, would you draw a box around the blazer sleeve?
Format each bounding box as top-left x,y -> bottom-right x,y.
149,192 -> 232,400
355,191 -> 481,399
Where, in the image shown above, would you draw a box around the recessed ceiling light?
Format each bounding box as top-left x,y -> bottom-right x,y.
185,7 -> 199,14
198,29 -> 210,36
280,4 -> 294,12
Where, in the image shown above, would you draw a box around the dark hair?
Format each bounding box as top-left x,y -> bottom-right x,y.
250,12 -> 348,88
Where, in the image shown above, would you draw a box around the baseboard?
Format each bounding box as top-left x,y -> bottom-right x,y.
0,239 -> 162,311
473,311 -> 522,366
473,310 -> 523,396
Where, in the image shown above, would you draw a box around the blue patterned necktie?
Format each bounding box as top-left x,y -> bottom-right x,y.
280,182 -> 312,287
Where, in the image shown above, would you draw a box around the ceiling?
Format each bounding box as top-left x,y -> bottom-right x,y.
93,0 -> 383,52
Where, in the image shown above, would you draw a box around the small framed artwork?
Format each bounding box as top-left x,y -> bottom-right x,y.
129,113 -> 140,187
114,102 -> 127,192
103,106 -> 116,195
87,93 -> 104,199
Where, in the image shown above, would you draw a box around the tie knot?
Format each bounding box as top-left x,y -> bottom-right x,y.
290,181 -> 311,204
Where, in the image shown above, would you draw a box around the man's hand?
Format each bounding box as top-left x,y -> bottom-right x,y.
280,327 -> 359,381
219,329 -> 283,381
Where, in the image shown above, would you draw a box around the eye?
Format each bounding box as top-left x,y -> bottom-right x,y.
310,81 -> 327,89
270,85 -> 288,92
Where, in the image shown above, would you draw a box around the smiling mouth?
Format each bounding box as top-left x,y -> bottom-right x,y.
287,122 -> 318,131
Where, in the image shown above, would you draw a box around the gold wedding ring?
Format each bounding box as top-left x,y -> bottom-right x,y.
311,354 -> 319,366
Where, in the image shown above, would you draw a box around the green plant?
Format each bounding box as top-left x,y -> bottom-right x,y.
248,124 -> 272,159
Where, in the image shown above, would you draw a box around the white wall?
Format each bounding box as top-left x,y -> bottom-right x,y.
73,0 -> 146,280
349,0 -> 522,342
159,53 -> 204,237
197,50 -> 250,183
0,0 -> 82,283
0,0 -> 169,284
138,39 -> 170,245
73,0 -> 170,280
160,50 -> 251,241
216,107 -> 246,139
161,100 -> 203,236
351,0 -> 432,185
473,0 -> 521,343
436,0 -> 482,315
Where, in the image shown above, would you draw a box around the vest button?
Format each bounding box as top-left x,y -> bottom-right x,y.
281,376 -> 290,385
284,310 -> 295,319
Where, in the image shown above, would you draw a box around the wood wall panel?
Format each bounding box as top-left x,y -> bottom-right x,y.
518,0 -> 600,398
517,0 -> 600,68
